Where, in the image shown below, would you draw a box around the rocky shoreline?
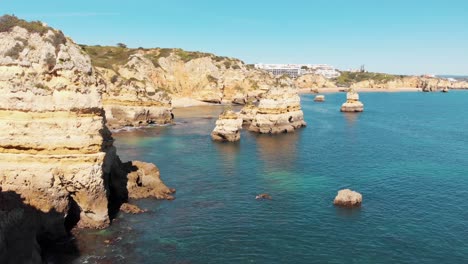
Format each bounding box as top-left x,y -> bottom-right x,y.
1,15 -> 466,263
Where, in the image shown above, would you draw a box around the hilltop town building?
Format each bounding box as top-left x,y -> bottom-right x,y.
254,63 -> 340,79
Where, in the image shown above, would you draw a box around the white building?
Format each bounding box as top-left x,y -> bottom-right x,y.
255,63 -> 340,79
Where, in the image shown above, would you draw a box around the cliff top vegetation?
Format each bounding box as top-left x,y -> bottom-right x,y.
1,15 -> 52,35
80,45 -> 243,70
334,71 -> 406,86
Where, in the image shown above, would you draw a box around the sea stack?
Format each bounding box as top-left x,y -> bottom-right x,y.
333,189 -> 362,207
248,87 -> 306,134
211,110 -> 243,142
314,95 -> 325,102
340,88 -> 364,112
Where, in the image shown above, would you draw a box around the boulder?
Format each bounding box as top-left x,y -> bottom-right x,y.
120,203 -> 146,214
255,193 -> 272,200
333,189 -> 362,207
314,95 -> 325,102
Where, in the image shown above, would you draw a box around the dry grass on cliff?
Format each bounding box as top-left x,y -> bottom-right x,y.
80,45 -> 137,69
0,15 -> 50,34
81,44 -> 246,72
1,15 -> 67,54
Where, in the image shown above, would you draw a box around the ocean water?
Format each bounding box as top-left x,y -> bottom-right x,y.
71,91 -> 468,264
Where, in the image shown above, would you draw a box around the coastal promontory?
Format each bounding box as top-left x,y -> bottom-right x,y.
0,15 -> 174,262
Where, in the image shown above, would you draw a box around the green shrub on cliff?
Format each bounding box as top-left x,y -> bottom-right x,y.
1,15 -> 66,52
143,48 -> 173,67
81,45 -> 137,69
174,49 -> 211,62
0,15 -> 50,35
334,71 -> 404,86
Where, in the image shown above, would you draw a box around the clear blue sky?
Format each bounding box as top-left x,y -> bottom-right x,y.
2,0 -> 467,75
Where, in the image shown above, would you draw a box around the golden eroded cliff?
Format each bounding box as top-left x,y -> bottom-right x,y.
0,17 -> 174,263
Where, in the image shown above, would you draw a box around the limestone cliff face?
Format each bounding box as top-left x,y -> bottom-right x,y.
84,46 -> 284,109
295,74 -> 337,89
0,24 -> 113,229
239,103 -> 258,125
349,76 -> 468,90
0,16 -> 174,246
98,54 -> 174,129
248,87 -> 306,134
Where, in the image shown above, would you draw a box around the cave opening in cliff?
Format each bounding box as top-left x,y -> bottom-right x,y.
64,194 -> 81,233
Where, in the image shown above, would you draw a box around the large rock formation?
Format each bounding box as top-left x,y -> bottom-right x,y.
211,110 -> 243,142
0,16 -> 174,262
333,189 -> 362,207
248,87 -> 306,134
82,45 -> 288,110
0,20 -> 113,229
340,88 -> 364,112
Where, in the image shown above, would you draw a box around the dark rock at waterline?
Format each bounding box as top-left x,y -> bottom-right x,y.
120,203 -> 146,214
256,193 -> 272,200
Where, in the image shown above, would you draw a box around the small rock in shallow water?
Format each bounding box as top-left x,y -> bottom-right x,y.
256,193 -> 272,200
120,203 -> 146,214
333,189 -> 362,207
314,95 -> 325,102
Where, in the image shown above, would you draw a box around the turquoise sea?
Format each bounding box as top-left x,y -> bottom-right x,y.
69,91 -> 468,264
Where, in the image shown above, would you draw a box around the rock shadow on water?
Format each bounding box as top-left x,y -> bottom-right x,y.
334,205 -> 362,220
342,112 -> 361,127
253,132 -> 300,172
213,140 -> 241,160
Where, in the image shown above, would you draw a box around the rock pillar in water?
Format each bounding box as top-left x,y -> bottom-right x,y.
340,88 -> 364,112
248,87 -> 306,134
211,110 -> 243,142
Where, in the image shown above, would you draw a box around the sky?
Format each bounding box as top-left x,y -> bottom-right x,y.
1,0 -> 467,75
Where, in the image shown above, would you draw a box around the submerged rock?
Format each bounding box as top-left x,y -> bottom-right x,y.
248,87 -> 306,134
340,89 -> 364,112
333,189 -> 362,207
255,193 -> 272,200
211,110 -> 243,142
314,95 -> 325,102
